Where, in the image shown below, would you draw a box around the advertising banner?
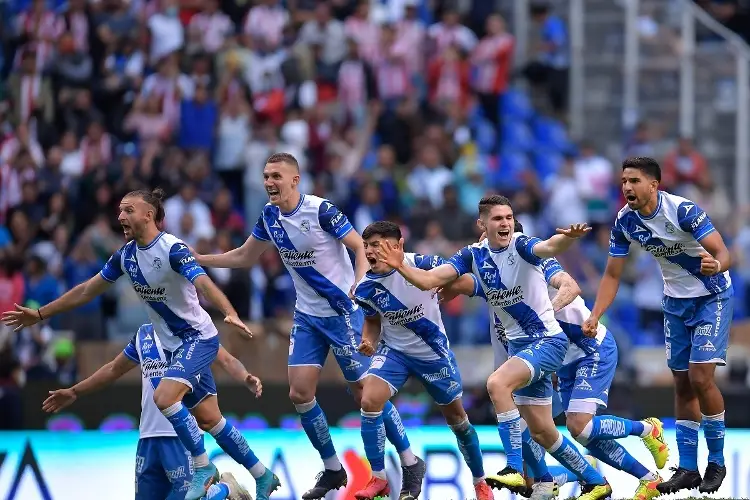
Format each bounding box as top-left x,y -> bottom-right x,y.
1,428 -> 748,500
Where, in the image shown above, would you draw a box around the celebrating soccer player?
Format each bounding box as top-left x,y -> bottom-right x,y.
377,194 -> 612,500
43,323 -> 262,500
2,189 -> 279,500
584,157 -> 732,494
193,153 -> 422,499
350,220 -> 492,500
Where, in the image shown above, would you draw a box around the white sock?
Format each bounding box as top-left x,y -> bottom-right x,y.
323,455 -> 342,471
472,476 -> 485,485
249,462 -> 267,479
640,420 -> 654,438
640,471 -> 658,481
576,419 -> 593,445
372,469 -> 387,480
399,448 -> 418,466
193,452 -> 209,468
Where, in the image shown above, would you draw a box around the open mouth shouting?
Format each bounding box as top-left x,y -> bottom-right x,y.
266,187 -> 281,202
121,222 -> 132,238
497,228 -> 511,238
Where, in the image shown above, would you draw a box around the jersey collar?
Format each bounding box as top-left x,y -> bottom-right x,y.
138,231 -> 165,250
281,194 -> 305,217
366,268 -> 398,279
638,191 -> 663,220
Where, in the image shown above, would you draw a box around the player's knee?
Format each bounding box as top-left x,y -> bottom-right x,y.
153,386 -> 179,411
360,393 -> 386,413
673,371 -> 696,401
688,365 -> 717,394
529,425 -> 558,449
566,414 -> 590,440
288,386 -> 315,405
486,371 -> 512,401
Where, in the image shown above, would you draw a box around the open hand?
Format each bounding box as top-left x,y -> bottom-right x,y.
2,303 -> 41,332
376,238 -> 405,270
556,223 -> 592,239
357,339 -> 376,356
244,374 -> 262,398
42,388 -> 77,413
224,315 -> 253,339
434,286 -> 460,303
698,252 -> 721,276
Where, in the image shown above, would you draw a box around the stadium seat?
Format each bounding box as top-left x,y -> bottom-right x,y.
475,119 -> 497,154
532,117 -> 573,154
532,151 -> 564,182
501,120 -> 535,152
494,152 -> 529,190
501,89 -> 535,121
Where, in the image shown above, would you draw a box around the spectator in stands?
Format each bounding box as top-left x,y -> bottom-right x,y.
573,141 -> 614,226
662,137 -> 710,191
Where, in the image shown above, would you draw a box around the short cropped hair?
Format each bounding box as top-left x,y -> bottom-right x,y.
478,194 -> 512,217
362,220 -> 402,241
622,157 -> 661,182
266,152 -> 300,171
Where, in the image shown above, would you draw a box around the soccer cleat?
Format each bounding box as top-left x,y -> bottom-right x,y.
301,467 -> 348,499
186,462 -> 220,500
219,472 -> 252,500
486,466 -> 528,495
474,480 -> 494,500
699,462 -> 726,493
354,476 -> 390,500
656,467 -> 702,494
530,481 -> 558,500
633,474 -> 662,500
641,417 -> 669,469
576,482 -> 612,500
399,456 -> 426,499
255,468 -> 281,500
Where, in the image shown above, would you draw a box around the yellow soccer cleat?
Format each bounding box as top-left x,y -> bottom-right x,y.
577,482 -> 612,500
642,417 -> 669,469
633,474 -> 663,500
486,466 -> 529,496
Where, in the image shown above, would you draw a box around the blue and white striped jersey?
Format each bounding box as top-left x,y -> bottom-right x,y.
252,194 -> 358,318
354,253 -> 450,361
100,232 -> 218,351
609,191 -> 731,298
123,324 -> 178,439
448,233 -> 562,342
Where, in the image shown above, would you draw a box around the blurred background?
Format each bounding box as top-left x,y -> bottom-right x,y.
0,0 -> 749,445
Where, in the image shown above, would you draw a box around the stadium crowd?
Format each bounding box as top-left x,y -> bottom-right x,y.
0,0 -> 747,394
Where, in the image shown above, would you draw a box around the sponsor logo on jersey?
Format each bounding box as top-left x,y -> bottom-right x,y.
691,211 -> 707,231
132,283 -> 168,302
699,340 -> 716,352
485,285 -> 524,308
643,242 -> 685,258
142,358 -> 169,378
383,304 -> 425,326
278,248 -> 316,267
423,367 -> 450,383
695,324 -> 713,336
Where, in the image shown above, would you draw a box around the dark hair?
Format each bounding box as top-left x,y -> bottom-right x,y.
362,220 -> 402,241
266,152 -> 300,171
622,156 -> 661,182
514,220 -> 524,233
478,194 -> 512,217
125,188 -> 166,223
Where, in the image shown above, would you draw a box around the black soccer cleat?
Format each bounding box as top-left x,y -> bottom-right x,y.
301,467 -> 348,499
656,467 -> 702,494
699,462 -> 727,493
399,456 -> 426,500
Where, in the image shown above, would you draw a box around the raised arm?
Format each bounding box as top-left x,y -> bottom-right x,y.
2,273 -> 111,331
196,235 -> 272,269
530,223 -> 591,259
215,345 -> 262,397
376,239 -> 462,290
42,352 -> 137,413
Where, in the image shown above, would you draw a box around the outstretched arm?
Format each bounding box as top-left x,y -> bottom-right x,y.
196,235 -> 272,269
42,352 -> 137,413
194,275 -> 253,337
548,271 -> 581,312
377,239 -> 460,290
215,346 -> 262,397
531,224 -> 591,259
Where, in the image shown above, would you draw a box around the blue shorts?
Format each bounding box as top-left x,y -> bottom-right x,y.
557,331 -> 618,414
509,333 -> 569,406
289,309 -> 369,382
135,437 -> 193,500
164,336 -> 218,409
663,287 -> 733,371
367,344 -> 463,405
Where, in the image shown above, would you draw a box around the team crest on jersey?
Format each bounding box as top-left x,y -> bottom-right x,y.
300,220 -> 311,233
152,257 -> 162,269
665,222 -> 675,234
507,253 -> 516,266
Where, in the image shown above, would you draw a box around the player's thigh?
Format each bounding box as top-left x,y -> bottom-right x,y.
662,296 -> 692,371
288,311 -> 330,372
513,373 -> 553,409
687,289 -> 733,367
360,372 -> 396,412
163,336 -> 220,396
504,334 -> 568,390
558,335 -> 618,414
363,347 -> 410,408
183,365 -> 218,419
135,439 -> 173,500
413,350 -> 464,407
324,309 -> 371,383
157,437 -> 194,500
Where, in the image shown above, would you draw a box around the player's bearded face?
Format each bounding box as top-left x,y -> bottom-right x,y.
480,205 -> 514,248
621,167 -> 656,210
364,236 -> 393,273
118,197 -> 152,241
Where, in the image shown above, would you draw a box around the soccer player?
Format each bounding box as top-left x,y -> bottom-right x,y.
42,323 -> 261,500
583,157 -> 732,494
377,194 -> 612,500
192,153 -> 421,499
2,189 -> 280,500
350,221 -> 492,500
